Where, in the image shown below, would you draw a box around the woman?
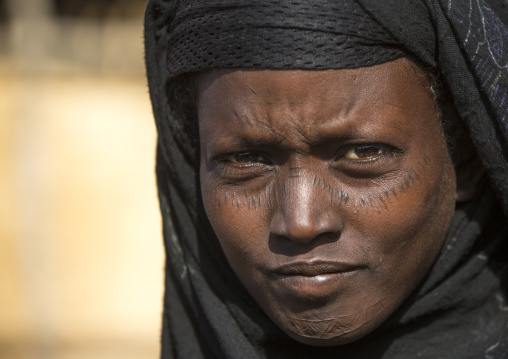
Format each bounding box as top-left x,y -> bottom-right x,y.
144,1 -> 508,358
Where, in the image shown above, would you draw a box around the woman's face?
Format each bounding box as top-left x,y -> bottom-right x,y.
198,59 -> 457,346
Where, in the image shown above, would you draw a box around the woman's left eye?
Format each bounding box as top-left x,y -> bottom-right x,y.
343,145 -> 386,160
334,144 -> 400,177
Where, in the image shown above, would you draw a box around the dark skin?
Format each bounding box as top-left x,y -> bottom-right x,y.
198,58 -> 473,346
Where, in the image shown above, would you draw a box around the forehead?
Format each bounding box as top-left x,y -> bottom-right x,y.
197,60 -> 437,145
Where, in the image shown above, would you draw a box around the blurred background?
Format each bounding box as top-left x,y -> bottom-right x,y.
0,1 -> 164,358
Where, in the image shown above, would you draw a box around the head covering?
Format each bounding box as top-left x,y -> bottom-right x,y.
144,1 -> 508,358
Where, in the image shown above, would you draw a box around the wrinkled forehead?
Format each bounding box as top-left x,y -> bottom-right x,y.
196,59 -> 434,113
196,60 -> 440,147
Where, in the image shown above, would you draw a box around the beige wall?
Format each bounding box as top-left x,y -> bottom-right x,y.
0,1 -> 164,358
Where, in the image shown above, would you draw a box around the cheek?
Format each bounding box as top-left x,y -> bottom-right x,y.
353,158 -> 456,278
200,171 -> 271,264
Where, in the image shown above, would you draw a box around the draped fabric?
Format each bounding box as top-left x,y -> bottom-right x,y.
144,1 -> 508,358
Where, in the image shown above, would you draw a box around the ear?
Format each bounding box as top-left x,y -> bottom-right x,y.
454,143 -> 485,202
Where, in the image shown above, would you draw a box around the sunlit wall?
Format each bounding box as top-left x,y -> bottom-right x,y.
0,1 -> 164,358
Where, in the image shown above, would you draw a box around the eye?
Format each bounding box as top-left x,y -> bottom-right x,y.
333,143 -> 402,178
212,151 -> 274,181
221,152 -> 272,165
343,145 -> 386,160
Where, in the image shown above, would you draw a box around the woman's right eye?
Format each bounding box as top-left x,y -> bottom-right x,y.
221,152 -> 272,166
212,151 -> 273,181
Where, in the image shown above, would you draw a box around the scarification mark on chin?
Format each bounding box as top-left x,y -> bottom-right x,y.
285,316 -> 350,339
283,299 -> 389,341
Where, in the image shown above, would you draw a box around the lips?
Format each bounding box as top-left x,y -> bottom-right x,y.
273,261 -> 362,276
268,261 -> 366,300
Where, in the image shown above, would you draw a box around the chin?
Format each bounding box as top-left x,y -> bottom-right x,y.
269,306 -> 385,347
283,326 -> 372,347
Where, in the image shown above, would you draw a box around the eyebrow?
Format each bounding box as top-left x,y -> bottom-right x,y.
214,130 -> 361,154
225,137 -> 284,149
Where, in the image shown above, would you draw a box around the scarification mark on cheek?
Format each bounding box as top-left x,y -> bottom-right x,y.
372,160 -> 430,212
309,155 -> 432,213
265,184 -> 273,207
311,176 -> 352,207
378,193 -> 388,210
212,182 -> 275,211
416,154 -> 431,173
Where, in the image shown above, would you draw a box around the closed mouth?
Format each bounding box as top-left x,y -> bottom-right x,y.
271,261 -> 366,278
264,260 -> 367,300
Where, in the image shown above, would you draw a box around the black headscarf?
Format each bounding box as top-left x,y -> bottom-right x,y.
144,1 -> 508,358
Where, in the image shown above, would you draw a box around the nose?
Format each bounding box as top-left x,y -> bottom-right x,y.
269,174 -> 342,244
